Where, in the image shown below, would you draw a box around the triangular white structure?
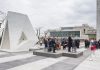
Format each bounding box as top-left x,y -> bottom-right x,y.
0,11 -> 38,52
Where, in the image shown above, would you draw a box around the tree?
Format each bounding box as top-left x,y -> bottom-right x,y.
0,11 -> 6,23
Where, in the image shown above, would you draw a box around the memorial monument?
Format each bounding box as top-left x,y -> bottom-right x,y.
0,11 -> 38,52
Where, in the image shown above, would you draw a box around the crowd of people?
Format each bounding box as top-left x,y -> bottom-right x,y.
84,39 -> 100,61
41,37 -> 100,53
43,36 -> 80,53
85,39 -> 100,50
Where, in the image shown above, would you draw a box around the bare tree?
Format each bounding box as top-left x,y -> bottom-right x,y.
0,11 -> 6,23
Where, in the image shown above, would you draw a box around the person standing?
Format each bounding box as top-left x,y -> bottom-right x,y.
48,38 -> 56,53
76,39 -> 80,48
89,39 -> 96,61
72,40 -> 77,53
63,39 -> 68,50
44,38 -> 48,50
48,38 -> 52,52
61,38 -> 65,50
85,39 -> 89,48
98,40 -> 100,49
55,39 -> 60,50
51,38 -> 56,53
87,40 -> 90,48
67,36 -> 73,52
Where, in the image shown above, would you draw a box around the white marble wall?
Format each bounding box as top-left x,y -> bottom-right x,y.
1,11 -> 38,52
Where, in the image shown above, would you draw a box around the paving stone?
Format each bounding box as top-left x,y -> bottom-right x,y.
0,56 -> 46,70
33,50 -> 62,58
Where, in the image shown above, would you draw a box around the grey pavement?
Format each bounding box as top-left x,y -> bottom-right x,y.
42,49 -> 91,70
0,48 -> 92,70
0,55 -> 46,70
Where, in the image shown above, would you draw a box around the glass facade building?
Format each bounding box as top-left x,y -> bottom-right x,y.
50,31 -> 80,37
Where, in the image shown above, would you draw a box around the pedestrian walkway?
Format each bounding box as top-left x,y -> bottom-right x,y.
8,57 -> 67,70
0,53 -> 35,63
0,48 -> 91,70
74,50 -> 100,70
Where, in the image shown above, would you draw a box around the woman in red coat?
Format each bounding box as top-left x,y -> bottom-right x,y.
89,39 -> 96,61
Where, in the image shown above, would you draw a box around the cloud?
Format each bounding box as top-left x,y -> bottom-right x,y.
0,0 -> 96,31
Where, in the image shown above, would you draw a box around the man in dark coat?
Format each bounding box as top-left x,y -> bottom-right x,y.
61,38 -> 65,49
52,38 -> 56,53
48,38 -> 56,53
85,39 -> 90,48
98,40 -> 100,49
68,36 -> 73,52
75,39 -> 80,48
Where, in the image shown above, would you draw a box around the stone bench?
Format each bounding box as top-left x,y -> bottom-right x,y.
33,49 -> 84,58
33,50 -> 62,58
62,51 -> 83,58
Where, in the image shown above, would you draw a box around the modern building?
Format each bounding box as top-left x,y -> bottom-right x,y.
86,29 -> 96,39
49,30 -> 80,39
46,24 -> 96,40
97,0 -> 100,40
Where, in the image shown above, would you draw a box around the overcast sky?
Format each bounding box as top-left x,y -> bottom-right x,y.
0,0 -> 96,31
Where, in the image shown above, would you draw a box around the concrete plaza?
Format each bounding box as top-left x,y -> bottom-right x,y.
0,47 -> 99,70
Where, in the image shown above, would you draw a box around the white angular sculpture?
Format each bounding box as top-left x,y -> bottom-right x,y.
0,11 -> 38,52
